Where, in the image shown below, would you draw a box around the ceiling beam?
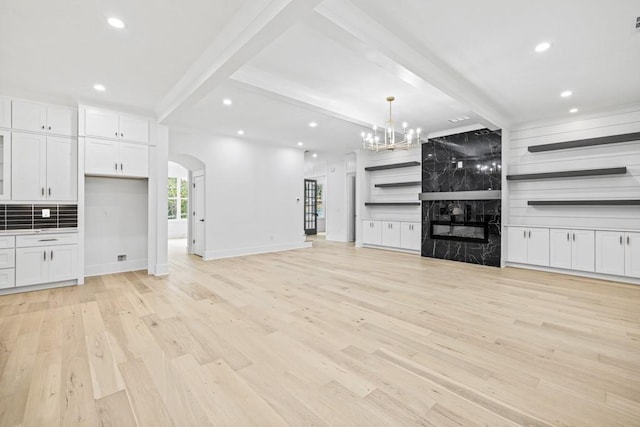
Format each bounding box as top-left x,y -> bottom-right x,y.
315,0 -> 511,129
156,0 -> 323,123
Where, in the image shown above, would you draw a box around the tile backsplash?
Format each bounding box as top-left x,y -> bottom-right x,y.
0,204 -> 77,230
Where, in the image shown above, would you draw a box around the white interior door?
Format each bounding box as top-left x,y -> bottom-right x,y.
192,174 -> 205,257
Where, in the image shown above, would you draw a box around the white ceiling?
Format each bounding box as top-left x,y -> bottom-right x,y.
1,0 -> 639,153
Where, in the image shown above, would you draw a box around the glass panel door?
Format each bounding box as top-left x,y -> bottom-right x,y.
304,179 -> 317,235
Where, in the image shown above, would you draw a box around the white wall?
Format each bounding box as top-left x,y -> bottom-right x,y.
507,108 -> 640,230
84,177 -> 149,276
168,161 -> 189,239
355,148 -> 421,247
169,130 -> 310,259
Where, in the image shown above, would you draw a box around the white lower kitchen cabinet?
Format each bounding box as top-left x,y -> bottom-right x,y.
15,244 -> 78,286
550,229 -> 594,272
625,232 -> 640,278
507,226 -> 549,266
381,221 -> 401,248
362,220 -> 382,246
400,222 -> 421,251
595,231 -> 626,276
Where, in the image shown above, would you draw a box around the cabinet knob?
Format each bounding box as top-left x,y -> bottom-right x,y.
524,230 -> 527,239
573,233 -> 575,242
628,236 -> 630,245
115,163 -> 118,171
43,250 -> 46,261
41,187 -> 44,196
121,133 -> 124,137
120,163 -> 123,171
48,126 -> 51,130
115,131 -> 118,136
620,235 -> 623,245
567,232 -> 569,241
48,188 -> 51,197
41,125 -> 45,129
50,250 -> 54,260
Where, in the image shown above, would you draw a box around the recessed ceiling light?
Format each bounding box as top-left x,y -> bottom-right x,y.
93,84 -> 106,92
569,108 -> 579,114
222,99 -> 232,106
534,42 -> 551,52
297,142 -> 303,146
237,130 -> 244,135
560,90 -> 573,98
308,122 -> 318,128
312,153 -> 318,158
107,17 -> 125,29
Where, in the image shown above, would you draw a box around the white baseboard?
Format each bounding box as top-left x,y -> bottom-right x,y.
154,263 -> 169,276
361,244 -> 420,255
204,241 -> 312,261
0,280 -> 76,296
84,259 -> 148,277
506,262 -> 640,286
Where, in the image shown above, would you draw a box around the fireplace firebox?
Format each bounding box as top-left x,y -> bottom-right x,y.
429,221 -> 489,243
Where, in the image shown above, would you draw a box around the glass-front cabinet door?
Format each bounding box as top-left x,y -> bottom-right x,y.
0,130 -> 11,200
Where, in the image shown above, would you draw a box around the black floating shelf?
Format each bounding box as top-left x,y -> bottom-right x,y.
528,132 -> 640,153
528,200 -> 640,206
374,181 -> 422,188
507,167 -> 627,181
365,202 -> 421,206
364,161 -> 420,171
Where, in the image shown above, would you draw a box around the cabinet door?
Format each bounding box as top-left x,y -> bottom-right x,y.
572,230 -> 595,272
0,130 -> 10,200
85,107 -> 119,139
625,232 -> 640,278
527,228 -> 550,266
595,231 -> 625,276
382,221 -> 401,248
85,138 -> 119,176
11,132 -> 47,200
15,247 -> 48,286
48,245 -> 78,282
549,228 -> 572,269
119,114 -> 149,143
0,97 -> 10,128
118,142 -> 149,177
12,99 -> 47,133
46,136 -> 77,200
400,222 -> 421,251
363,221 -> 382,245
507,227 -> 528,263
0,268 -> 15,289
47,105 -> 77,136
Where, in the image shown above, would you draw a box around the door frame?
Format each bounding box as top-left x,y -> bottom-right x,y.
190,170 -> 205,256
304,179 -> 318,235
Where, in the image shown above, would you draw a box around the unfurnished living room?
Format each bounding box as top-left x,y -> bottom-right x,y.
0,1 -> 639,426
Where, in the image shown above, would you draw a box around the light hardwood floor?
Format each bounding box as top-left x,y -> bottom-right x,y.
1,238 -> 640,426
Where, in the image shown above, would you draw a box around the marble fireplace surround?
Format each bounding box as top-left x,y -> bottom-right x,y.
420,128 -> 502,267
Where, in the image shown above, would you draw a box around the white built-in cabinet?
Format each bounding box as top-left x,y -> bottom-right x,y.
549,229 -> 595,272
400,222 -> 421,251
595,231 -> 640,278
0,236 -> 15,289
11,132 -> 77,201
507,226 -> 549,266
85,107 -> 149,143
0,97 -> 10,129
15,233 -> 78,286
12,99 -> 77,137
363,220 -> 420,251
85,138 -> 149,178
0,130 -> 10,200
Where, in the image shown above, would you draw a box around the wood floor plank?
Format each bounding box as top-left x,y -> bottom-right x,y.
94,390 -> 137,427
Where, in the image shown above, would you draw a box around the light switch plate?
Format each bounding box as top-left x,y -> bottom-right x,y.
42,209 -> 50,218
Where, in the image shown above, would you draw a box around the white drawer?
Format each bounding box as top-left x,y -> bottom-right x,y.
0,268 -> 15,289
16,233 -> 78,248
0,249 -> 15,269
0,236 -> 15,249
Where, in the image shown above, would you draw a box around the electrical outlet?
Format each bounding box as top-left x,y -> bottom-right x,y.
41,208 -> 50,218
117,254 -> 127,262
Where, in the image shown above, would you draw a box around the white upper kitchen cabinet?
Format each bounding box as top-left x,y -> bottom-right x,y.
12,132 -> 77,201
85,138 -> 149,178
12,99 -> 76,136
85,107 -> 149,143
0,130 -> 11,200
0,97 -> 10,128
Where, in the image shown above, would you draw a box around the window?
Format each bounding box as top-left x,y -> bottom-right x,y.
168,177 -> 189,220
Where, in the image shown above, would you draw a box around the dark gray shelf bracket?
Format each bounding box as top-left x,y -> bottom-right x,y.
528,200 -> 640,206
507,167 -> 627,181
528,132 -> 640,153
374,181 -> 422,188
364,161 -> 421,171
365,202 -> 421,206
